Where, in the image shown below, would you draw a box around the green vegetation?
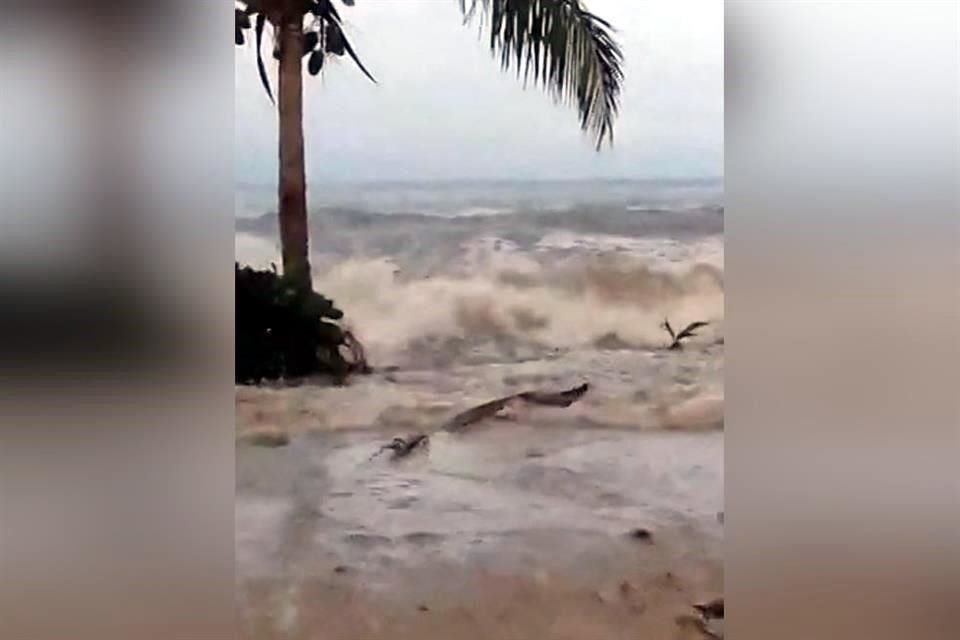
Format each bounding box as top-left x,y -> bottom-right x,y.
236,264 -> 355,384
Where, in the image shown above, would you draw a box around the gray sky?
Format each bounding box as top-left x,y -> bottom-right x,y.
235,0 -> 723,183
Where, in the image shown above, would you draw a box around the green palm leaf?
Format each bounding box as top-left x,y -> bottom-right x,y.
254,13 -> 275,105
460,0 -> 623,150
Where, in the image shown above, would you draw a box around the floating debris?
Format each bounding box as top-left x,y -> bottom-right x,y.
661,318 -> 710,350
370,383 -> 590,461
442,383 -> 590,433
369,433 -> 430,461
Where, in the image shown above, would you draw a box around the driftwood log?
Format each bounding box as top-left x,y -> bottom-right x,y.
372,383 -> 590,460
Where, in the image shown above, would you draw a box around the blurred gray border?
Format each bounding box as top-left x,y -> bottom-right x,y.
726,2 -> 958,638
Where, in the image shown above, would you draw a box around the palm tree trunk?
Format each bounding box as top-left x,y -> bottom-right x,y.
276,8 -> 312,291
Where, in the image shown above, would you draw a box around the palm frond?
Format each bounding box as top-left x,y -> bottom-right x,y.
460,0 -> 623,150
662,318 -> 676,340
676,321 -> 708,341
339,27 -> 377,83
254,13 -> 275,105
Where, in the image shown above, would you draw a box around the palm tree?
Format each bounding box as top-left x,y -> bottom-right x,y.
236,0 -> 623,292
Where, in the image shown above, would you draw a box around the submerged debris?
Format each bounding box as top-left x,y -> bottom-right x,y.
369,433 -> 430,461
517,383 -> 590,408
593,331 -> 634,350
237,428 -> 290,448
661,318 -> 709,351
627,527 -> 653,542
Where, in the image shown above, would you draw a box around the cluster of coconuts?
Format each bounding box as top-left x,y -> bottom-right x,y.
301,23 -> 347,76
234,2 -> 351,77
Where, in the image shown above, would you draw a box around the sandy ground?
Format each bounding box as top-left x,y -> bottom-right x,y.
236,347 -> 723,639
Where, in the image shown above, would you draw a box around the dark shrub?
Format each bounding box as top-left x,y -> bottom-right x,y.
236,263 -> 353,384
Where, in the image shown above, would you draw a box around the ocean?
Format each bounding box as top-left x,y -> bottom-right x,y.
235,178 -> 723,366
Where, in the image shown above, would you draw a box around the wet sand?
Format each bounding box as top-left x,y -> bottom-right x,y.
236,347 -> 723,639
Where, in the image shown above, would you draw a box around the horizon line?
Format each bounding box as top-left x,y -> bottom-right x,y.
235,176 -> 724,189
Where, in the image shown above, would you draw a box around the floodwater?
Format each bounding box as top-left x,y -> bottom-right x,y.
235,182 -> 723,638
236,348 -> 723,639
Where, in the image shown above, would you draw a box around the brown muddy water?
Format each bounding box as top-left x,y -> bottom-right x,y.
236,347 -> 723,639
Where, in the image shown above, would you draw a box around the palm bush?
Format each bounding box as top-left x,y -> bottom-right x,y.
236,263 -> 351,383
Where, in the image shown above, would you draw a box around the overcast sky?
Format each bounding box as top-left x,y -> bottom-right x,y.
235,0 -> 723,183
